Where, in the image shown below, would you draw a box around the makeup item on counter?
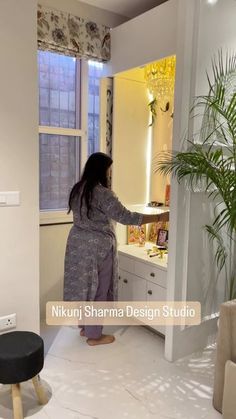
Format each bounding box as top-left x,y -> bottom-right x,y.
158,249 -> 167,259
149,249 -> 167,259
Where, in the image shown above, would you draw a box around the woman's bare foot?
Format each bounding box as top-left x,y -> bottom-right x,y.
80,329 -> 85,337
87,334 -> 115,346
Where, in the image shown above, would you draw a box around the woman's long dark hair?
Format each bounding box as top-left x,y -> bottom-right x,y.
68,152 -> 113,217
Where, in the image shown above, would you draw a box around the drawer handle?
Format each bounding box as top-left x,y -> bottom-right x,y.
148,290 -> 153,295
123,279 -> 128,284
150,272 -> 155,277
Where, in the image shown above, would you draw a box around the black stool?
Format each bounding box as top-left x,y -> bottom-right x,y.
0,331 -> 48,419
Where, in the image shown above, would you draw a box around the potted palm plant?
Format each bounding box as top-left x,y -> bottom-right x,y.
156,51 -> 236,301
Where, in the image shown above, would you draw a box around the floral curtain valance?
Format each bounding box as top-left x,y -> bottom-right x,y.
37,4 -> 110,62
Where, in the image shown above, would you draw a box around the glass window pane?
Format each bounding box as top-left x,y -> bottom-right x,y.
38,51 -> 80,128
89,94 -> 94,113
40,110 -> 49,126
95,96 -> 99,114
88,114 -> 99,155
39,134 -> 79,210
88,60 -> 104,156
50,90 -> 59,108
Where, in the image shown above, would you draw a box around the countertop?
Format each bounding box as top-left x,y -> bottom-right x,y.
118,242 -> 168,271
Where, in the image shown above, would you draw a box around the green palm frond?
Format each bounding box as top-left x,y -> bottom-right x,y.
205,225 -> 228,272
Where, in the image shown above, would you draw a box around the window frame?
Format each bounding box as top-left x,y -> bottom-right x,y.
39,58 -> 88,225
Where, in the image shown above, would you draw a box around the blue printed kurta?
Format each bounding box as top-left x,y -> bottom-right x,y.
63,185 -> 143,301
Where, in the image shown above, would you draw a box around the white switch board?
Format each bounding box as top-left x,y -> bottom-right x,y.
0,313 -> 17,331
0,191 -> 20,206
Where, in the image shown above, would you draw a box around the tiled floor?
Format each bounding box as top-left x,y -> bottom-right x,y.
0,325 -> 222,419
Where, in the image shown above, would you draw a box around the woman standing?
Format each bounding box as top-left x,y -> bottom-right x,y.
64,152 -> 169,346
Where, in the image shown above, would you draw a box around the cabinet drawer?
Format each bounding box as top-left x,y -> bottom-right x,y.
134,260 -> 167,288
119,254 -> 135,273
146,281 -> 166,301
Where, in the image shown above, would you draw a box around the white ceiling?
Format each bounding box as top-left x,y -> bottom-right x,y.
79,0 -> 168,18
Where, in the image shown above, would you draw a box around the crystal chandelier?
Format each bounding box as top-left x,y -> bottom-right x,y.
144,56 -> 176,103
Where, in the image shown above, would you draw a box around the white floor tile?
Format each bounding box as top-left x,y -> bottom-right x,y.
0,325 -> 222,419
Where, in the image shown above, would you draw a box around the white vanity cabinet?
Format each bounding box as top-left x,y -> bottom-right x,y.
118,269 -> 147,301
118,244 -> 167,336
146,281 -> 166,335
118,270 -> 133,300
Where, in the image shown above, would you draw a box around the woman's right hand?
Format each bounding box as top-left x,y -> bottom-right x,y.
158,211 -> 169,223
141,211 -> 169,225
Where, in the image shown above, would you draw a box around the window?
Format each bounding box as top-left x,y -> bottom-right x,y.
38,50 -> 81,213
88,60 -> 104,155
38,52 -> 104,218
39,134 -> 78,210
38,52 -> 80,129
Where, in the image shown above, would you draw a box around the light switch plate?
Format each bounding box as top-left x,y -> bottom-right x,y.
0,194 -> 6,204
0,191 -> 20,206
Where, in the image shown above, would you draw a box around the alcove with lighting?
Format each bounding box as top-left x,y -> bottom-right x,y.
112,56 -> 175,246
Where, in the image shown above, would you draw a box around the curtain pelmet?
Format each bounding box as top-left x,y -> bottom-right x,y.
37,4 -> 110,62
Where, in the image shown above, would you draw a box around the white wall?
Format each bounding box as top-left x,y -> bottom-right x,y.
40,224 -> 71,319
0,0 -> 39,332
107,0 -> 178,75
39,0 -> 127,27
112,76 -> 149,205
165,0 -> 236,361
112,73 -> 149,246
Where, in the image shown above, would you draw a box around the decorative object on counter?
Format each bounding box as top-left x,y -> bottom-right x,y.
146,245 -> 168,259
127,224 -> 146,245
138,225 -> 146,247
147,201 -> 164,207
156,229 -> 168,247
148,221 -> 169,243
156,50 -> 236,301
150,249 -> 167,259
164,184 -> 170,206
148,222 -> 158,243
145,56 -> 176,106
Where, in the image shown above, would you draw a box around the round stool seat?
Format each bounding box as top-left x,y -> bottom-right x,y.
0,331 -> 44,384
